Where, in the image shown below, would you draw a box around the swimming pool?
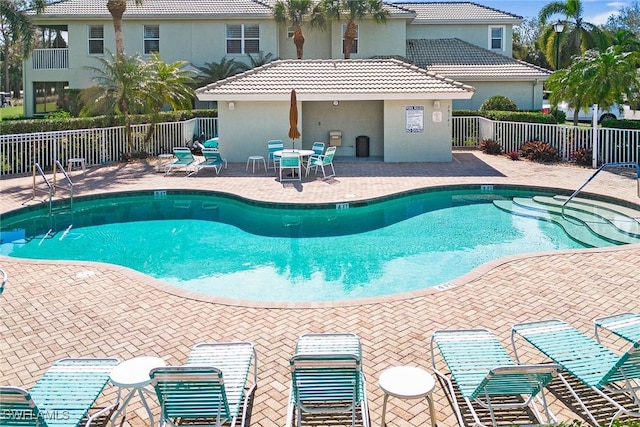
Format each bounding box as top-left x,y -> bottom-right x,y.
0,187 -> 594,302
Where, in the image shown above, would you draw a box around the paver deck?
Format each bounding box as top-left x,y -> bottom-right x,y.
1,151 -> 639,427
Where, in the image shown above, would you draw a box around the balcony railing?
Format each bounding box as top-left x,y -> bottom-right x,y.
31,48 -> 69,69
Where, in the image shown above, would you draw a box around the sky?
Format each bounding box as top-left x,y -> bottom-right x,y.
392,0 -> 631,25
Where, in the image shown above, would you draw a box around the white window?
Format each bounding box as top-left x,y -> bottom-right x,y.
287,27 -> 295,38
143,25 -> 160,54
342,24 -> 358,54
226,24 -> 260,54
88,25 -> 104,55
489,26 -> 504,50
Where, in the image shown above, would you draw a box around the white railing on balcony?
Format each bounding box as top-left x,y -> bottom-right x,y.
31,48 -> 69,69
0,117 -> 217,176
452,116 -> 640,164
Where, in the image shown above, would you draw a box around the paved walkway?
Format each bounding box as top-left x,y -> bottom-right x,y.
1,151 -> 639,427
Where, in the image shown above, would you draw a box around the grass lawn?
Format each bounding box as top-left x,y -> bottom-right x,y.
0,105 -> 23,120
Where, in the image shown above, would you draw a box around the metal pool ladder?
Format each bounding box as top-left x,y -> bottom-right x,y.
28,161 -> 75,214
562,162 -> 640,220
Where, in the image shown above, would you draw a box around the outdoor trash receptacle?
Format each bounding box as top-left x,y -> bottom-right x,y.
356,135 -> 369,158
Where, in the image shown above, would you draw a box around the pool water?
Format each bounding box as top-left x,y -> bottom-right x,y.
0,188 -> 586,302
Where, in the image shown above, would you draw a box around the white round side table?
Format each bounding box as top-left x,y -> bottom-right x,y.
246,155 -> 267,173
110,356 -> 166,427
379,365 -> 437,427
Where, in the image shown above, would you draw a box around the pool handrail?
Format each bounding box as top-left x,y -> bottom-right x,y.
562,162 -> 640,220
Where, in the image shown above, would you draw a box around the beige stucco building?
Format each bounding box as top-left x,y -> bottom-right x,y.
196,59 -> 473,162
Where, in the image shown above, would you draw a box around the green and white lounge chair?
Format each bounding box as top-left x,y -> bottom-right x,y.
196,148 -> 226,175
512,319 -> 640,426
285,333 -> 370,427
0,358 -> 119,427
594,312 -> 640,345
165,147 -> 196,176
150,341 -> 257,427
431,329 -> 560,427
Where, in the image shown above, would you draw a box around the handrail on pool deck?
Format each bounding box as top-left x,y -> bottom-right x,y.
561,162 -> 640,220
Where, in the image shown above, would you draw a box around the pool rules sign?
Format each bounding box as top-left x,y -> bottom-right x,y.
405,106 -> 424,133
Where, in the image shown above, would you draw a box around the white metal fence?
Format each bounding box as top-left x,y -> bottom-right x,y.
31,48 -> 69,69
0,117 -> 217,176
2,116 -> 638,177
452,116 -> 640,164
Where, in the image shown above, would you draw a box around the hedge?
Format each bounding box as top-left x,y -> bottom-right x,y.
453,109 -> 558,124
601,118 -> 640,129
0,109 -> 218,135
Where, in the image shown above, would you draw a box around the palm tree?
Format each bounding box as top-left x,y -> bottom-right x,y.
537,0 -> 608,69
0,0 -> 46,93
195,57 -> 248,86
106,0 -> 143,57
247,51 -> 278,68
82,51 -> 194,152
546,47 -> 640,124
273,0 -> 327,59
324,0 -> 389,59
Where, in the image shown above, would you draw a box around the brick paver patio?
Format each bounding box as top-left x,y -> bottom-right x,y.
1,151 -> 639,427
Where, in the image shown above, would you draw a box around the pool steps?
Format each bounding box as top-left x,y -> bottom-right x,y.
493,196 -> 640,247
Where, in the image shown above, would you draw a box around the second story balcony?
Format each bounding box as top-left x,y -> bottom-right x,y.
31,48 -> 69,70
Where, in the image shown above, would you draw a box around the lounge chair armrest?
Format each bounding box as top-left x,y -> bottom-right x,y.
84,400 -> 120,427
490,364 -> 561,376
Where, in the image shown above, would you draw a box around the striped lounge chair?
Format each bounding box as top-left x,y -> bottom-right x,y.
150,341 -> 257,427
286,333 -> 370,427
512,318 -> 640,426
0,358 -> 119,427
431,329 -> 560,427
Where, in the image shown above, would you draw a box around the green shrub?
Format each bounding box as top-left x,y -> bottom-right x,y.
453,109 -> 558,124
601,119 -> 640,129
479,138 -> 502,155
548,107 -> 566,124
519,141 -> 560,162
0,109 -> 218,135
480,95 -> 518,111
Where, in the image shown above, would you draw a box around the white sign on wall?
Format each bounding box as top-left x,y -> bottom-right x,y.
405,106 -> 424,133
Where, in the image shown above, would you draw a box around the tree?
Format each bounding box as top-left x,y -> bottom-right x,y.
324,0 -> 389,59
106,0 -> 143,57
0,0 -> 45,94
195,58 -> 248,86
273,0 -> 327,60
537,0 -> 608,69
247,51 -> 278,68
513,17 -> 550,69
605,1 -> 640,35
545,47 -> 640,124
81,51 -> 194,153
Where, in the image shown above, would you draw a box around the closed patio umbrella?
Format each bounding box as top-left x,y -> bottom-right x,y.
288,89 -> 301,149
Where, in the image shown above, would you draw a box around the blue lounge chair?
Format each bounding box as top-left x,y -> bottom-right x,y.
431,329 -> 560,427
196,148 -> 225,175
594,312 -> 640,345
0,358 -> 119,427
150,341 -> 257,427
512,319 -> 640,426
285,333 -> 370,427
165,147 -> 196,176
304,142 -> 325,174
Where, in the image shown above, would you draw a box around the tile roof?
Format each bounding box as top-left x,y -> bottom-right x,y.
406,38 -> 551,80
33,0 -> 272,17
395,2 -> 522,23
196,59 -> 474,101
